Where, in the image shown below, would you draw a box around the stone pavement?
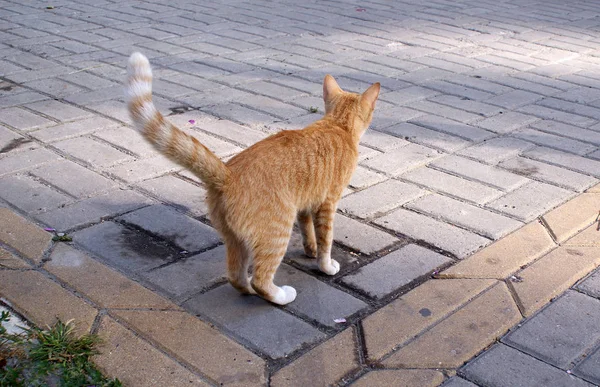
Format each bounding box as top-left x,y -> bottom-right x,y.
2,0 -> 600,385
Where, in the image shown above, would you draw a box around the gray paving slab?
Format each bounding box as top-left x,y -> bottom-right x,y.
461,344 -> 592,387
441,377 -> 478,387
117,204 -> 220,252
340,244 -> 451,299
275,264 -> 368,327
577,269 -> 600,299
73,221 -> 178,273
182,284 -> 326,359
574,346 -> 600,385
503,290 -> 600,369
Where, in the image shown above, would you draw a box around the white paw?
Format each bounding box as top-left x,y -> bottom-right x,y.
272,285 -> 297,305
319,259 -> 340,275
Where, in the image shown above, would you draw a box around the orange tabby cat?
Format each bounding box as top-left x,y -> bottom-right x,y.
126,52 -> 380,305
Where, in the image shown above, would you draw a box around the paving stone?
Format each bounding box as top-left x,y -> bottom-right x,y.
432,154 -> 529,191
409,115 -> 494,142
499,156 -> 598,192
361,143 -> 445,176
511,246 -> 600,316
106,156 -> 181,183
271,328 -> 358,387
140,245 -> 226,301
31,159 -> 117,198
486,181 -> 574,222
542,193 -> 600,242
524,146 -> 600,177
380,122 -> 471,152
506,290 -> 600,369
440,221 -> 555,279
531,119 -> 600,146
588,183 -> 600,193
25,99 -> 94,122
284,232 -> 359,274
348,166 -> 386,190
429,94 -> 503,117
46,243 -> 176,309
110,310 -> 266,387
518,104 -> 596,127
383,282 -> 520,368
0,173 -> 72,214
360,129 -> 408,152
136,174 -> 208,217
182,284 -> 326,359
369,105 -> 425,130
512,127 -> 597,155
333,214 -> 398,255
441,377 -> 478,387
475,111 -> 539,134
408,194 -> 523,239
73,221 -> 176,273
341,244 -> 451,299
94,127 -> 159,159
30,117 -> 120,142
0,247 -> 31,269
0,147 -> 58,176
363,278 -> 494,361
375,209 -> 489,258
352,370 -> 445,387
94,316 -> 210,387
0,207 -> 52,263
35,189 -> 152,231
485,90 -> 543,109
118,204 -> 219,252
461,344 -> 592,387
565,223 -> 600,248
574,346 -> 600,385
458,137 -> 534,164
195,118 -> 267,147
54,136 -> 134,167
403,167 -> 504,205
379,85 -> 439,106
339,179 -> 425,219
0,106 -> 54,130
0,270 -> 97,334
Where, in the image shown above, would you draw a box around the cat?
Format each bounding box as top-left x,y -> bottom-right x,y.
126,52 -> 380,305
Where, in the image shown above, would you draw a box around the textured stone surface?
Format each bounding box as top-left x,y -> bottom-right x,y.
505,290 -> 600,369
333,214 -> 398,254
94,316 -> 210,387
0,208 -> 52,263
383,283 -> 521,368
110,310 -> 266,386
0,248 -> 31,269
407,194 -> 523,239
271,328 -> 358,387
341,244 -> 451,299
363,279 -> 494,361
339,179 -> 425,219
0,270 -> 97,334
574,346 -> 600,385
45,243 -> 176,309
440,221 -> 555,279
462,344 -> 591,387
375,209 -> 489,258
542,193 -> 600,242
511,246 -> 600,316
118,204 -> 220,252
183,285 -> 326,359
352,370 -> 445,387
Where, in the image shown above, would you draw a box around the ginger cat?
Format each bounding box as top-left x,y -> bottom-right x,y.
126,52 -> 380,305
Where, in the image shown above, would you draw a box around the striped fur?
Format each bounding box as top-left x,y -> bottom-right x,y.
125,52 -> 380,305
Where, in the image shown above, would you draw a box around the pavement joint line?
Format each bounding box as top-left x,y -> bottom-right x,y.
504,279 -> 527,318
538,216 -> 559,244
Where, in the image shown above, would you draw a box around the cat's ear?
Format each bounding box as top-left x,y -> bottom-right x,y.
323,75 -> 342,102
361,82 -> 381,110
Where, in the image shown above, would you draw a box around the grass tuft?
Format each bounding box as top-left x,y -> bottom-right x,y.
0,311 -> 121,387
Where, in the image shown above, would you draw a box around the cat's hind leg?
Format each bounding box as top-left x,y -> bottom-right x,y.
297,210 -> 317,258
250,229 -> 296,305
315,200 -> 340,275
224,232 -> 255,295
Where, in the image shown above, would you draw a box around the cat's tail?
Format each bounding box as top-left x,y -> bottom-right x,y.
125,52 -> 229,190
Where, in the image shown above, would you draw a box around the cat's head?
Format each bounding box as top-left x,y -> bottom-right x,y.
322,75 -> 380,137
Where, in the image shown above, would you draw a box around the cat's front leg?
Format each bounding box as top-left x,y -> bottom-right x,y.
314,200 -> 340,275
